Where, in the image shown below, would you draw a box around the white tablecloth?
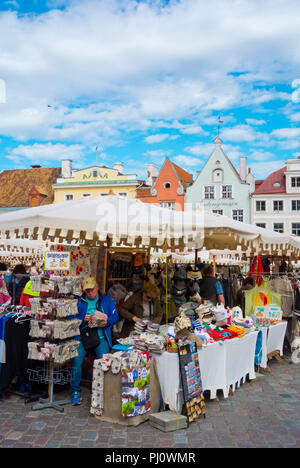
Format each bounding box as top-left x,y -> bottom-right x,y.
154,331 -> 258,413
259,321 -> 287,368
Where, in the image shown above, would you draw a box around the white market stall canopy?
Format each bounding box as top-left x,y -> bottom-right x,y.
0,195 -> 299,256
0,237 -> 44,253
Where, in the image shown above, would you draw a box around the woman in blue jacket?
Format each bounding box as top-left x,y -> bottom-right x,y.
70,277 -> 119,405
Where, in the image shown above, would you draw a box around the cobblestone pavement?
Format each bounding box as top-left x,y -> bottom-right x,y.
1,354 -> 300,448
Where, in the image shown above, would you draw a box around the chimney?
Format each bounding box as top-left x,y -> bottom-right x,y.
113,162 -> 123,174
246,166 -> 255,193
146,164 -> 159,187
62,159 -> 72,178
240,156 -> 247,181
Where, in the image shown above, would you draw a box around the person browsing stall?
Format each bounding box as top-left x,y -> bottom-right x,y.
70,277 -> 119,406
199,264 -> 225,306
119,282 -> 162,337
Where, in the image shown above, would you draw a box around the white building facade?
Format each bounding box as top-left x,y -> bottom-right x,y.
186,137 -> 254,223
251,157 -> 300,235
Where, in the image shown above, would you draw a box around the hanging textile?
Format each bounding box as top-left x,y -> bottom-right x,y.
270,277 -> 294,318
0,317 -> 31,391
244,278 -> 282,317
248,257 -> 264,286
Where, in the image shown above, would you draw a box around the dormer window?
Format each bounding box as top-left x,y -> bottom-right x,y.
213,168 -> 223,183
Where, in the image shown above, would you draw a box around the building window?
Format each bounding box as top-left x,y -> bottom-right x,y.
212,169 -> 223,183
212,210 -> 223,215
274,223 -> 284,233
160,202 -> 175,210
93,170 -> 98,178
292,223 -> 300,236
291,177 -> 300,188
256,223 -> 266,229
222,185 -> 232,199
256,201 -> 266,212
273,200 -> 284,211
232,209 -> 244,222
292,200 -> 300,211
204,186 -> 215,199
65,194 -> 74,201
164,182 -> 171,189
82,193 -> 91,198
118,192 -> 127,197
100,193 -> 108,196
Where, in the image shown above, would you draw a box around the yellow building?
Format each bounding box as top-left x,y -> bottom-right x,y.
53,160 -> 140,203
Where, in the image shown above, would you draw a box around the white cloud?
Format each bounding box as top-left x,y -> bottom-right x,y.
248,150 -> 276,162
271,128 -> 300,139
185,141 -> 243,162
7,142 -> 85,166
0,0 -> 299,166
174,155 -> 202,167
220,124 -> 258,143
250,160 -> 285,179
245,118 -> 266,126
288,113 -> 300,122
145,133 -> 171,144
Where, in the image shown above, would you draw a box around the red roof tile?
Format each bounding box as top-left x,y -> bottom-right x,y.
0,167 -> 61,207
253,166 -> 286,195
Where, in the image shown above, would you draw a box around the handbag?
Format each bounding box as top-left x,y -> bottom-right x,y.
80,326 -> 100,351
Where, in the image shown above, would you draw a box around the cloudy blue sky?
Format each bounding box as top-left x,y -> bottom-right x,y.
0,0 -> 300,181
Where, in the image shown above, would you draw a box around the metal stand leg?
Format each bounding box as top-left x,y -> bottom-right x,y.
31,361 -> 71,413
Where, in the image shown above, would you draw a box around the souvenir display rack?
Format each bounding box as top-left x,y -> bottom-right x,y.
27,275 -> 81,412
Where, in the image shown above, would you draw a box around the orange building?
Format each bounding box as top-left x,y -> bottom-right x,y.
137,158 -> 193,211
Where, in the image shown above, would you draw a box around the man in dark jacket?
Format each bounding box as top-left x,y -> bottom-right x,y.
199,264 -> 225,306
119,282 -> 162,337
70,277 -> 119,405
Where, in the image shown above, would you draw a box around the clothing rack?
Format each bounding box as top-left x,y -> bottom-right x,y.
0,308 -> 46,404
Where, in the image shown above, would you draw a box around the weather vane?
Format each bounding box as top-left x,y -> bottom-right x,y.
217,115 -> 224,136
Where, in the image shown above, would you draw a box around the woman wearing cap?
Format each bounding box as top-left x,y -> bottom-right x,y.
70,276 -> 119,405
119,282 -> 162,337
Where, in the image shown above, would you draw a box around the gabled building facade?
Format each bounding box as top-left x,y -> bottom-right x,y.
251,157 -> 300,235
185,137 -> 254,223
136,158 -> 193,211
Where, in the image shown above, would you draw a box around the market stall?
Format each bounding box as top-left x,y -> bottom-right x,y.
0,195 -> 299,424
154,331 -> 258,411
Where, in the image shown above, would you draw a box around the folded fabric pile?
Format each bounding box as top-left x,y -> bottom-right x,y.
29,320 -> 54,339
132,333 -> 166,354
146,322 -> 160,334
144,335 -> 165,354
133,319 -> 160,335
53,319 -> 81,339
27,339 -> 80,363
51,340 -> 80,364
134,319 -> 149,334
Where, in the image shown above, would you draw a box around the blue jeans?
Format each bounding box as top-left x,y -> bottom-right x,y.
70,337 -> 110,393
